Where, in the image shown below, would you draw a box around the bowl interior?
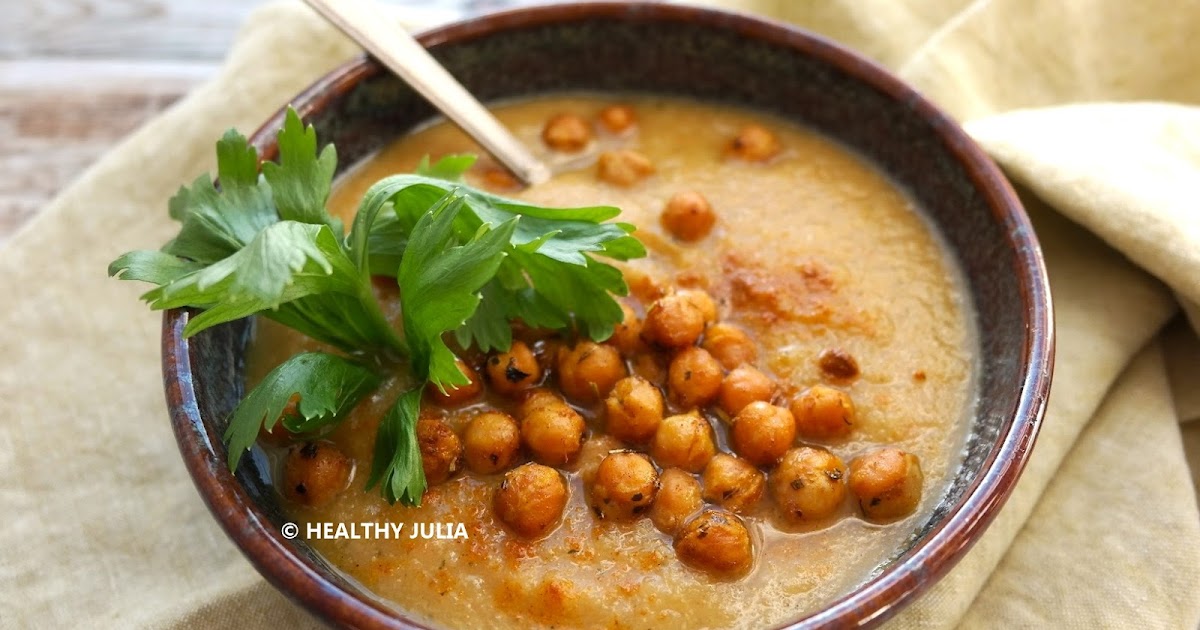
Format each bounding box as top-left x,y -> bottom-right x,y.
171,4 -> 1050,628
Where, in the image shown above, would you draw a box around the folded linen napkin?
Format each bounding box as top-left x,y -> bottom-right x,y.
1,0 -> 1197,627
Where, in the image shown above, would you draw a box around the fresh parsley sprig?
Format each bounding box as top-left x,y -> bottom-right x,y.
109,107 -> 645,505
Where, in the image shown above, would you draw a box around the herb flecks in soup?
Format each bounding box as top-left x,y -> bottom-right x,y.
246,97 -> 975,629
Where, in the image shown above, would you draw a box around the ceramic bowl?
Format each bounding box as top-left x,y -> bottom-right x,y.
163,3 -> 1054,627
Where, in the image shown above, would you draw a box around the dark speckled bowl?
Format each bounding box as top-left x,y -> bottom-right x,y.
163,3 -> 1053,628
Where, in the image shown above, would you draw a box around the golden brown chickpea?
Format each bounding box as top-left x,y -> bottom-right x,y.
676,288 -> 718,325
608,302 -> 644,355
718,365 -> 776,416
417,417 -> 463,485
574,433 -> 624,487
598,104 -> 636,133
486,341 -> 542,397
642,294 -> 705,349
817,348 -> 860,381
282,441 -> 353,507
597,149 -> 655,186
790,385 -> 855,440
728,124 -> 780,162
701,453 -> 765,514
674,510 -> 754,576
624,267 -> 667,304
630,351 -> 669,386
770,446 -> 847,523
260,421 -> 294,446
518,388 -> 562,417
730,401 -> 796,467
541,113 -> 592,152
576,434 -> 624,489
649,468 -> 703,535
426,357 -> 482,406
604,376 -> 665,444
494,463 -> 569,539
701,323 -> 758,370
661,192 -> 717,242
849,448 -> 923,521
478,167 -> 520,193
668,346 -> 724,409
260,394 -> 301,445
511,320 -> 557,345
650,412 -> 716,473
521,401 -> 586,466
590,452 -> 659,521
557,341 -> 627,403
463,411 -> 522,475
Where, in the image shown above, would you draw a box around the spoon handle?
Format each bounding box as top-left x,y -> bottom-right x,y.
303,0 -> 552,185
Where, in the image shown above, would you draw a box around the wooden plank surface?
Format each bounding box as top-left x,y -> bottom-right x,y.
0,59 -> 216,241
0,0 -> 508,244
1,0 -> 477,60
2,2 -> 261,60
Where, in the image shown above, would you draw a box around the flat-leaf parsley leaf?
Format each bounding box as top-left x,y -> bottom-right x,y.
109,110 -> 645,505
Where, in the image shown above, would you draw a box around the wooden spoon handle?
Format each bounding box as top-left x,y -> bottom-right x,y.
303,0 -> 551,185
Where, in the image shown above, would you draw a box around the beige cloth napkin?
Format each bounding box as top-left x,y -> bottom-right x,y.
2,0 -> 1199,627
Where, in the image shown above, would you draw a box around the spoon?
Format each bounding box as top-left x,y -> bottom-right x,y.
302,0 -> 553,186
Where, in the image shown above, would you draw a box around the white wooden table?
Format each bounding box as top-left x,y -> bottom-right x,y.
0,0 -> 521,244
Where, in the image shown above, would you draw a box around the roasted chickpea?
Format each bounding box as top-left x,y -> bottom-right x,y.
730,401 -> 795,467
849,448 -> 923,521
790,385 -> 855,440
676,288 -> 718,325
674,510 -> 754,576
718,365 -> 776,416
631,351 -> 669,386
661,191 -> 717,242
624,267 -> 667,304
260,393 -> 301,445
650,412 -> 716,473
598,104 -> 636,133
818,348 -> 860,381
590,452 -> 659,521
574,433 -> 624,487
282,441 -> 353,507
597,149 -> 655,186
701,323 -> 758,370
701,453 -> 765,514
642,294 -> 705,349
478,167 -> 520,192
650,468 -> 703,535
557,341 -> 627,403
521,402 -> 587,466
494,463 -> 569,539
486,341 -> 542,397
260,421 -> 294,446
463,411 -> 521,475
426,357 -> 482,406
608,302 -> 644,355
541,113 -> 592,152
518,388 -> 562,417
604,376 -> 665,444
728,124 -> 780,162
417,417 -> 463,485
668,346 -> 723,409
770,446 -> 847,523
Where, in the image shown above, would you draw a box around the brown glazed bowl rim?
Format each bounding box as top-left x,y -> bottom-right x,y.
163,2 -> 1054,628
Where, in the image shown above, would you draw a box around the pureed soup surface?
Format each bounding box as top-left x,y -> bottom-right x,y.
247,95 -> 977,629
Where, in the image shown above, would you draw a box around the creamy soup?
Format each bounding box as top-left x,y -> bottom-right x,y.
248,95 -> 976,629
